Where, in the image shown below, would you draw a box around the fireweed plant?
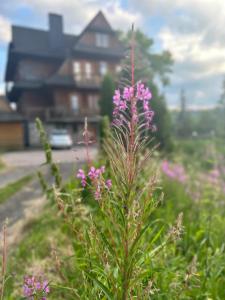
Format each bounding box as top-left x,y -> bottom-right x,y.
29,31 -> 194,299
65,31 -> 185,299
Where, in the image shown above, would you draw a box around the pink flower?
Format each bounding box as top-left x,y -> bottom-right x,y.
136,81 -> 152,100
77,169 -> 87,187
105,179 -> 112,189
113,89 -> 121,105
112,82 -> 155,130
76,165 -> 111,200
23,276 -> 50,299
123,86 -> 134,100
162,161 -> 187,183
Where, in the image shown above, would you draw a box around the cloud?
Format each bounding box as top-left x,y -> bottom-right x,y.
128,0 -> 225,106
0,15 -> 11,44
159,27 -> 225,79
18,0 -> 141,33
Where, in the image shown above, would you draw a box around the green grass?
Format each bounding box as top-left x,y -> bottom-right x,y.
0,158 -> 5,171
0,175 -> 33,204
4,205 -> 72,299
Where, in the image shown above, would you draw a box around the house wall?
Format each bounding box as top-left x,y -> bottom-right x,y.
27,121 -> 55,147
72,58 -> 119,77
0,97 -> 12,112
16,59 -> 59,81
0,122 -> 24,149
17,90 -> 53,119
79,31 -> 121,51
53,89 -> 99,115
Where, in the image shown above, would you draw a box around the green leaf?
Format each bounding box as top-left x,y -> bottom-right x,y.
94,222 -> 116,257
84,271 -> 114,300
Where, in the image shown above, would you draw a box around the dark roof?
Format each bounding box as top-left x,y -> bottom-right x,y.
0,112 -> 24,122
6,11 -> 125,84
11,26 -> 77,58
73,44 -> 124,59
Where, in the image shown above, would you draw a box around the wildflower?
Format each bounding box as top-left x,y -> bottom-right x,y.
77,169 -> 87,187
76,165 -> 111,200
136,81 -> 152,100
112,81 -> 155,130
88,166 -> 105,180
105,179 -> 112,189
94,184 -> 101,200
123,86 -> 134,100
23,275 -> 50,299
162,160 -> 187,183
113,89 -> 121,105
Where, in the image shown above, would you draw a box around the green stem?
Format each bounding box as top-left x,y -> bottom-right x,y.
122,221 -> 129,300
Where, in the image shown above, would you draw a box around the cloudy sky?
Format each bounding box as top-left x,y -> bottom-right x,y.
1,0 -> 225,108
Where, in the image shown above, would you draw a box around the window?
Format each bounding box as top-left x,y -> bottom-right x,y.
96,33 -> 109,48
85,62 -> 92,79
88,95 -> 99,112
99,61 -> 108,76
70,94 -> 79,112
115,65 -> 122,73
73,61 -> 81,80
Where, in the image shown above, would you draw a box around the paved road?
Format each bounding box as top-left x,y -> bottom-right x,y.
0,147 -> 98,247
0,147 -> 97,187
1,147 -> 97,167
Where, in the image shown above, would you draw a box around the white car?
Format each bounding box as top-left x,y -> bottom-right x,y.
49,130 -> 73,149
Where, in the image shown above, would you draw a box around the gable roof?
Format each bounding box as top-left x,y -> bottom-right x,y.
80,11 -> 113,34
6,11 -> 124,81
73,11 -> 124,57
11,26 -> 77,58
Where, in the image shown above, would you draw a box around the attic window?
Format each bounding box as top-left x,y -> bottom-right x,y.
73,61 -> 81,80
99,61 -> 108,76
96,33 -> 109,48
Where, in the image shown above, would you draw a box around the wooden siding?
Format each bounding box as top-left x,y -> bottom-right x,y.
71,59 -> 119,79
0,122 -> 23,149
0,97 -> 12,112
16,59 -> 59,81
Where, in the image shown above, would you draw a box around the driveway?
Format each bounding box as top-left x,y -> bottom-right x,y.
1,147 -> 98,167
0,147 -> 97,187
0,147 -> 98,248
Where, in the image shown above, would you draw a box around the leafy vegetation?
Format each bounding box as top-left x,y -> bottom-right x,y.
1,30 -> 225,300
99,74 -> 116,121
0,157 -> 5,171
118,29 -> 173,151
0,175 -> 33,205
4,145 -> 225,299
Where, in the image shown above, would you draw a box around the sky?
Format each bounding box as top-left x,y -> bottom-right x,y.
1,0 -> 225,108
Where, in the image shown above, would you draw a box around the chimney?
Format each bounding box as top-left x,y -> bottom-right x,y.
48,13 -> 64,49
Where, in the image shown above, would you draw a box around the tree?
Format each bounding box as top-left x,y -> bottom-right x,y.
218,75 -> 225,137
176,89 -> 192,137
219,76 -> 225,106
118,29 -> 174,151
99,74 -> 115,120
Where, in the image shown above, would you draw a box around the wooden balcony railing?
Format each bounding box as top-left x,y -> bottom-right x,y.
23,107 -> 100,121
73,74 -> 103,88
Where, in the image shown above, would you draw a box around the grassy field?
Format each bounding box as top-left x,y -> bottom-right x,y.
3,165 -> 225,299
1,134 -> 225,299
0,175 -> 33,204
0,157 -> 5,171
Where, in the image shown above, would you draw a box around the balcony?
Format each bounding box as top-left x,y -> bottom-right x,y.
74,74 -> 103,89
22,106 -> 100,122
